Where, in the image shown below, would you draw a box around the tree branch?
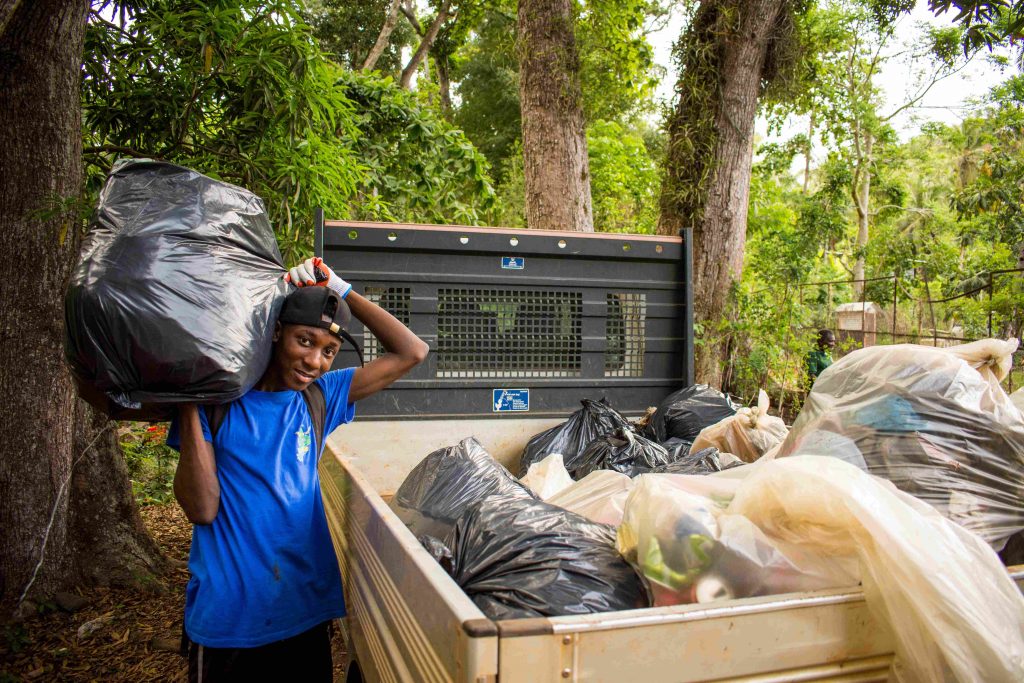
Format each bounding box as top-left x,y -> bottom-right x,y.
399,1 -> 453,90
362,0 -> 403,71
83,144 -> 154,158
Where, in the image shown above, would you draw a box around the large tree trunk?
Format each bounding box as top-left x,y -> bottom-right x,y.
0,0 -> 162,614
657,0 -> 790,386
517,0 -> 593,232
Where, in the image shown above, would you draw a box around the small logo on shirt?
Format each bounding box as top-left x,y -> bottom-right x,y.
296,426 -> 311,463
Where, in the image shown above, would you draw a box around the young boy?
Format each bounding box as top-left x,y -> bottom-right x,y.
169,258 -> 428,681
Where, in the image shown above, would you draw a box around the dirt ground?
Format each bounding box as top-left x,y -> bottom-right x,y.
1,505 -> 348,682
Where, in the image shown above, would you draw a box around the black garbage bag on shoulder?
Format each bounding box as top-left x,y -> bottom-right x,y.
64,160 -> 288,419
444,493 -> 651,620
571,428 -> 670,479
646,384 -> 738,443
391,437 -> 536,539
519,398 -> 631,477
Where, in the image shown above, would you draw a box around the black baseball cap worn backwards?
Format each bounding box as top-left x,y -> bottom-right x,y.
278,286 -> 364,365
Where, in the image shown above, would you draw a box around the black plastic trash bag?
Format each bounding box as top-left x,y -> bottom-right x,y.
645,384 -> 738,443
391,437 -> 535,539
444,493 -> 651,620
571,428 -> 670,479
64,160 -> 287,419
519,398 -> 631,477
660,437 -> 693,461
644,446 -> 726,475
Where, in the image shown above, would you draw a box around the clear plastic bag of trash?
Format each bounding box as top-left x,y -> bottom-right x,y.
391,437 -> 535,539
691,390 -> 788,463
443,492 -> 650,620
571,428 -> 670,479
521,453 -> 575,498
619,457 -> 1024,682
64,160 -> 288,419
519,398 -> 631,476
778,339 -> 1024,549
642,384 -> 738,443
731,457 -> 1024,683
617,471 -> 853,607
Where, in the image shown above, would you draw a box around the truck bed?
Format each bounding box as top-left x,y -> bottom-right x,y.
318,418 -> 1024,683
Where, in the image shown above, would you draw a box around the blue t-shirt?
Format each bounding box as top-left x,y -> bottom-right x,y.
167,368 -> 356,648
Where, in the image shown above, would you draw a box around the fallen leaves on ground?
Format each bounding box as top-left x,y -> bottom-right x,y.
1,504 -> 348,682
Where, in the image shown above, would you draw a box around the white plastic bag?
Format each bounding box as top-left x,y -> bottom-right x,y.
779,339 -> 1024,548
618,457 -> 1024,682
691,390 -> 788,463
546,470 -> 633,526
731,457 -> 1024,683
520,453 -> 574,499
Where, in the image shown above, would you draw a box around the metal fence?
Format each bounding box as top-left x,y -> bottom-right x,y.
777,268 -> 1024,392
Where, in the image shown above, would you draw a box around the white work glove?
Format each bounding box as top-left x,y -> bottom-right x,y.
284,257 -> 352,298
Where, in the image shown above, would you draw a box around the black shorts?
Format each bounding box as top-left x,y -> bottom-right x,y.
185,621 -> 333,683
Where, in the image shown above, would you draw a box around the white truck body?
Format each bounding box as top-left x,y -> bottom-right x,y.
318,418 -> 1024,683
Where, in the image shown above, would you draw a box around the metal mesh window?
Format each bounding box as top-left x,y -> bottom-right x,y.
437,289 -> 582,378
605,293 -> 646,376
362,287 -> 411,361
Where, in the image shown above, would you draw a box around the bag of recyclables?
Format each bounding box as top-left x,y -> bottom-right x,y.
777,338 -> 1024,549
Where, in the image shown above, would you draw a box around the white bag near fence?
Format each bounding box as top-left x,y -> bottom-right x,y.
778,338 -> 1024,548
690,389 -> 788,463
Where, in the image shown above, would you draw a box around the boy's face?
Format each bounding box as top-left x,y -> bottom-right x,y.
268,322 -> 342,390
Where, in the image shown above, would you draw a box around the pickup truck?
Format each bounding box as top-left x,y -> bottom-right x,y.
314,218 -> 1024,682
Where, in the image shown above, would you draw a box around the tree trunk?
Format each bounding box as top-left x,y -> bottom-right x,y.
435,53 -> 452,114
852,132 -> 872,300
399,1 -> 451,90
0,0 -> 162,613
803,111 -> 814,194
517,0 -> 593,232
362,0 -> 403,72
657,0 -> 789,386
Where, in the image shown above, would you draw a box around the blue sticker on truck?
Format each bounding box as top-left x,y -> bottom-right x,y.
501,256 -> 524,270
493,389 -> 530,412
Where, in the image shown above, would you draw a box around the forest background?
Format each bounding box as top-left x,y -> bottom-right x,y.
3,0 -> 1024,621
80,0 -> 1024,405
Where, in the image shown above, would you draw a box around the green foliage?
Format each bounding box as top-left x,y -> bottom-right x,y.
954,74 -> 1024,247
84,1 -> 364,261
928,0 -> 1024,56
488,140 -> 527,227
576,0 -> 664,122
587,120 -> 659,232
451,10 -> 522,180
83,1 -> 497,261
302,0 -> 412,71
338,70 -> 496,224
453,1 -> 663,180
119,423 -> 178,505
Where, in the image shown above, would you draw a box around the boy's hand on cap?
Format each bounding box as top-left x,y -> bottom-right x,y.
284,258 -> 352,299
